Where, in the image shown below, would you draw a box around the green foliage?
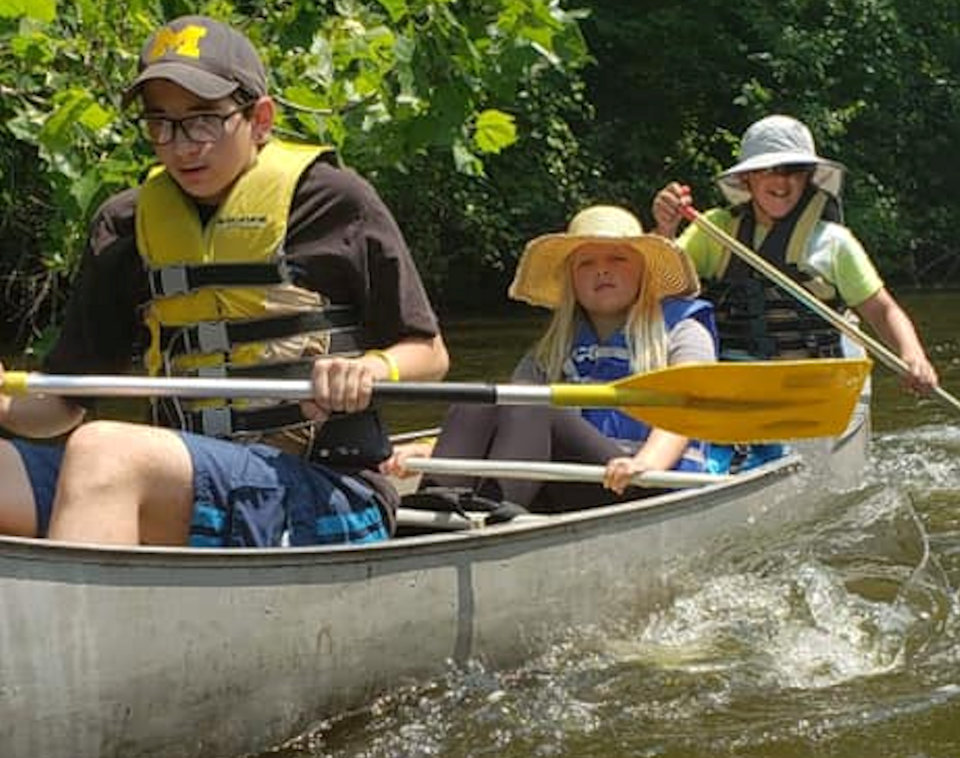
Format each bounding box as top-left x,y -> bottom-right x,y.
3,0 -> 960,352
0,0 -> 589,347
473,109 -> 517,155
0,0 -> 57,22
259,0 -> 588,175
374,71 -> 596,310
0,0 -> 158,346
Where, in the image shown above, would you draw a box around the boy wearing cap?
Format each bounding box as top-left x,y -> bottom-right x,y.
653,114 -> 937,392
0,15 -> 449,546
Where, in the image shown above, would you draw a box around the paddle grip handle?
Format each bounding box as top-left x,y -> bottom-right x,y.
372,382 -> 499,404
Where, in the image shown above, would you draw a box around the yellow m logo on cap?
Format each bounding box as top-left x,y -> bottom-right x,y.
148,25 -> 208,61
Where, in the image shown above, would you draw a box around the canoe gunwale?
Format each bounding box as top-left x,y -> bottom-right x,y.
0,454 -> 801,573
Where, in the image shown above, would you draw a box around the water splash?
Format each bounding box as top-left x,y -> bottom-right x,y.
612,561 -> 911,691
872,424 -> 960,490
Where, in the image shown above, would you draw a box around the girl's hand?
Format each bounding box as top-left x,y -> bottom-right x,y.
603,455 -> 649,495
379,440 -> 435,478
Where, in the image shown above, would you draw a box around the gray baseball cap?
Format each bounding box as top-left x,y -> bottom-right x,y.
122,16 -> 267,107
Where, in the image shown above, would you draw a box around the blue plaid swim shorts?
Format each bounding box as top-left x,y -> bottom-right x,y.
9,433 -> 390,547
179,432 -> 390,548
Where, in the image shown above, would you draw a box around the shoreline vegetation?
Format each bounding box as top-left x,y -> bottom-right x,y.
3,2 -> 959,354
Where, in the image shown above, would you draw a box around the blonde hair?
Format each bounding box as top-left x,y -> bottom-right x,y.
532,253 -> 669,381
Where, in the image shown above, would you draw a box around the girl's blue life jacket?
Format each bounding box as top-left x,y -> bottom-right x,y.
563,297 -> 718,472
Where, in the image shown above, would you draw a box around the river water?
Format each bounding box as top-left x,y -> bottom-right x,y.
257,291 -> 960,758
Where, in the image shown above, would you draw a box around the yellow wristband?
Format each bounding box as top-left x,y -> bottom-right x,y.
1,371 -> 29,395
365,349 -> 400,381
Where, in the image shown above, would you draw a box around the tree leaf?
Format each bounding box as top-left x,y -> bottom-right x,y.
40,88 -> 93,152
473,108 -> 517,154
0,0 -> 25,19
78,101 -> 112,131
30,0 -> 56,22
374,0 -> 407,24
70,168 -> 104,217
0,0 -> 56,21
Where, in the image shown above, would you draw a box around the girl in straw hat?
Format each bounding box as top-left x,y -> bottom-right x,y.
653,114 -> 937,393
382,205 -> 718,513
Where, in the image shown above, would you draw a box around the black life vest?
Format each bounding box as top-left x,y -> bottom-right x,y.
703,187 -> 847,360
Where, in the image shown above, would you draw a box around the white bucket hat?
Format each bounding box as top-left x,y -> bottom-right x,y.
508,205 -> 700,310
716,115 -> 846,205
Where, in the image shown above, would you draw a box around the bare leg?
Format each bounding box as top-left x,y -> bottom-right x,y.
0,440 -> 39,536
48,421 -> 194,546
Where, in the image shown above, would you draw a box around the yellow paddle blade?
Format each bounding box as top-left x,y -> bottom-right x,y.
551,358 -> 871,442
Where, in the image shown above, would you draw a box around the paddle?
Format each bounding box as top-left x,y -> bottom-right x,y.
1,358 -> 870,443
402,457 -> 732,489
681,205 -> 960,413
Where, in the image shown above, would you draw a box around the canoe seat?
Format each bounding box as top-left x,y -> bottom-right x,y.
401,486 -> 529,524
395,487 -> 531,535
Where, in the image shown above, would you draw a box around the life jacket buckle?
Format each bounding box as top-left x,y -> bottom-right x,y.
196,321 -> 231,353
275,254 -> 292,283
154,266 -> 190,297
197,365 -> 227,379
200,407 -> 233,437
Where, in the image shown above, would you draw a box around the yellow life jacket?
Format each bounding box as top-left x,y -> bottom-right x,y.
136,140 -> 363,440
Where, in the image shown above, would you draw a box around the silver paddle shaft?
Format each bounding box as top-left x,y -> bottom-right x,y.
9,373 -> 554,404
404,457 -> 732,489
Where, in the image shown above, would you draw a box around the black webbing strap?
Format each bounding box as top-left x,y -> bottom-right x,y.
160,307 -> 360,355
149,262 -> 287,297
183,403 -> 391,466
185,403 -> 305,437
197,360 -> 316,380
401,487 -> 530,525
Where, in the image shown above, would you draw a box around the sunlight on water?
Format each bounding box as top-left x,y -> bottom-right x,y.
872,425 -> 960,487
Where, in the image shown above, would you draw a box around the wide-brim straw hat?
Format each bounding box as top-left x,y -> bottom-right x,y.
508,205 -> 700,310
716,115 -> 846,205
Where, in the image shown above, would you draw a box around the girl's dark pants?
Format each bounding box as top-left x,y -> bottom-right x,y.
422,405 -> 664,513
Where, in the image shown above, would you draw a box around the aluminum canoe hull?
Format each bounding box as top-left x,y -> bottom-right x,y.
0,421 -> 867,758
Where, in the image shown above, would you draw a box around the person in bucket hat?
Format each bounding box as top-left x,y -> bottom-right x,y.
653,114 -> 937,393
0,15 -> 449,547
381,205 -> 720,512
715,115 -> 846,206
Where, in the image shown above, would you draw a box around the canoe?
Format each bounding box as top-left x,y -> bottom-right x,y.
0,413 -> 868,758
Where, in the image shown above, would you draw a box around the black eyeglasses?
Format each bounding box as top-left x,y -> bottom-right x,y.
756,163 -> 816,177
137,102 -> 254,146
